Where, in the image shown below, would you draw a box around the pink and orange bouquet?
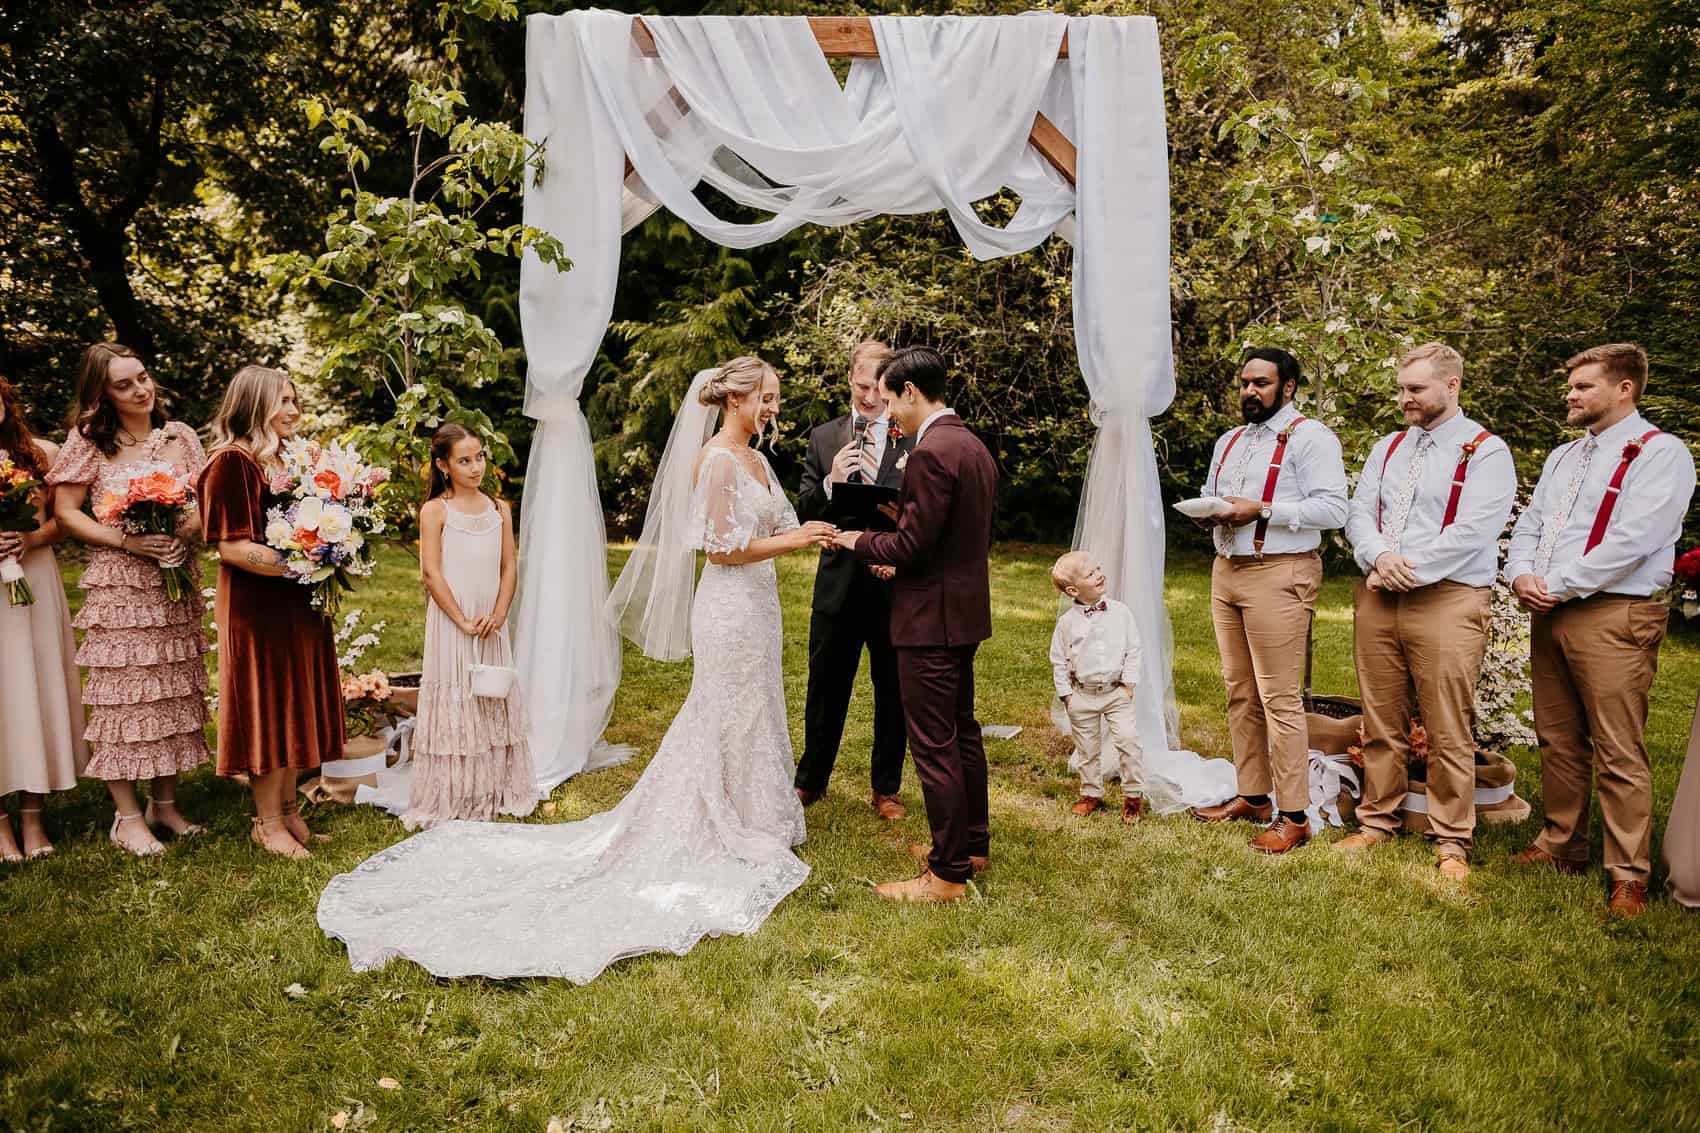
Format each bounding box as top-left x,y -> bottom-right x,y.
93,460 -> 198,603
263,439 -> 392,618
0,453 -> 44,606
341,668 -> 394,738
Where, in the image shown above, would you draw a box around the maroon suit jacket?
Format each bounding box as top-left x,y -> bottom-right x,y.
851,414 -> 997,648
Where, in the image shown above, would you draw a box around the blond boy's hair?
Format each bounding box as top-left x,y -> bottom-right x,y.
1051,550 -> 1091,594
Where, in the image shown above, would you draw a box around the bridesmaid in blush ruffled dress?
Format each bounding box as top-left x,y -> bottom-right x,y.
48,344 -> 210,857
0,375 -> 87,862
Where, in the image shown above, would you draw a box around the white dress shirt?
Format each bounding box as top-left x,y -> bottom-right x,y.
1345,412 -> 1517,588
1200,402 -> 1349,556
1505,411 -> 1696,600
917,407 -> 957,444
1050,597 -> 1142,699
823,411 -> 891,500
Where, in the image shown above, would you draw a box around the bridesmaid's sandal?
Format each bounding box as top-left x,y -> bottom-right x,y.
281,799 -> 331,845
109,812 -> 166,858
16,807 -> 54,859
251,815 -> 311,860
0,816 -> 22,864
144,799 -> 206,839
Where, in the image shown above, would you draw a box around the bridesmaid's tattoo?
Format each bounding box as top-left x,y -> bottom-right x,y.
245,547 -> 280,569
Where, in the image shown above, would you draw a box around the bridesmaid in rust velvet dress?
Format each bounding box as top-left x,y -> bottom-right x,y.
199,365 -> 343,859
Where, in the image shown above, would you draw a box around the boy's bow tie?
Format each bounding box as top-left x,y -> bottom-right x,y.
1083,600 -> 1107,615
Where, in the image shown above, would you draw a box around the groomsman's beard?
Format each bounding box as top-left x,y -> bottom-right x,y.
1241,391 -> 1285,424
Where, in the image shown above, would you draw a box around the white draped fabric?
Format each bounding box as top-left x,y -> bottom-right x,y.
518,11 -> 1202,781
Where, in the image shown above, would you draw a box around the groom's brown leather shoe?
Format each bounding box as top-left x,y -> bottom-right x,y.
909,843 -> 988,874
1509,844 -> 1587,875
1608,880 -> 1649,919
1248,816 -> 1311,854
875,870 -> 966,904
1192,796 -> 1274,824
871,791 -> 906,820
796,787 -> 823,807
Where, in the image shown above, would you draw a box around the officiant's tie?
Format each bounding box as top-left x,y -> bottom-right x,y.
855,417 -> 879,482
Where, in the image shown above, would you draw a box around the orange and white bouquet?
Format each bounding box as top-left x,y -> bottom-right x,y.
0,453 -> 44,606
263,439 -> 392,617
93,460 -> 197,602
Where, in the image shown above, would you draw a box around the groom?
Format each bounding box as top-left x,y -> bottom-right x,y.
833,347 -> 998,903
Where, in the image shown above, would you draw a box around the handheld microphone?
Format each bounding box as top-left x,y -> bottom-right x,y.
850,415 -> 869,483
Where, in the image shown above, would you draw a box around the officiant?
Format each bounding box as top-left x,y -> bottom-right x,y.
793,340 -> 914,819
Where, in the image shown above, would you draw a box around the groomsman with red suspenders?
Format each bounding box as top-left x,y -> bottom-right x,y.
1505,343 -> 1696,918
1338,343 -> 1517,879
1191,347 -> 1348,853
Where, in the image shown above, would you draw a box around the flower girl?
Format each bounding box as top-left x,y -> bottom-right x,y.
404,424 -> 538,829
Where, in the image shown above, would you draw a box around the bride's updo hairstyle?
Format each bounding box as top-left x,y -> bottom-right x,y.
698,355 -> 779,445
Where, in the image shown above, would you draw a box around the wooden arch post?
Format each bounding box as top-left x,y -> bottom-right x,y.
623,15 -> 1078,187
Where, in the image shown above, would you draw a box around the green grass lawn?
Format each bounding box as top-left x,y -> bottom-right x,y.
5,543 -> 1699,1131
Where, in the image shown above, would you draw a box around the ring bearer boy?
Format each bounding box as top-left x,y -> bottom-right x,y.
1049,551 -> 1145,823
1338,343 -> 1517,879
1190,347 -> 1348,854
1504,343 -> 1695,918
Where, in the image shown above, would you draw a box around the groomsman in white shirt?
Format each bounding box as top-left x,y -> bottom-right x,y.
1504,343 -> 1695,917
1338,343 -> 1517,879
1191,347 -> 1349,853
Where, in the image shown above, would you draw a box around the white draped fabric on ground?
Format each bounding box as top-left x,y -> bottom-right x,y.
516,10 -> 1229,803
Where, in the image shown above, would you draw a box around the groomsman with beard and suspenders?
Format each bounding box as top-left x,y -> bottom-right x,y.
1338,343 -> 1517,879
794,341 -> 915,819
1191,347 -> 1349,853
1505,343 -> 1695,918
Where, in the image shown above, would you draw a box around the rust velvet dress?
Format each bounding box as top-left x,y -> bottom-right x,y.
198,448 -> 344,776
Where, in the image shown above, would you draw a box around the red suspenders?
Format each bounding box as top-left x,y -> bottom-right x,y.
1584,429 -> 1663,553
1209,416 -> 1309,556
1374,428 -> 1495,533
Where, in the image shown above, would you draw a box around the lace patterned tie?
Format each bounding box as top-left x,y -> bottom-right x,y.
1532,434 -> 1597,576
1384,432 -> 1433,552
1214,424 -> 1265,556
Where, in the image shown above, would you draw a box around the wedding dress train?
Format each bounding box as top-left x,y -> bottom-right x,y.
317,447 -> 808,980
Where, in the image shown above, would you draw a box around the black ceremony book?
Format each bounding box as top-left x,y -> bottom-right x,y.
825,480 -> 901,532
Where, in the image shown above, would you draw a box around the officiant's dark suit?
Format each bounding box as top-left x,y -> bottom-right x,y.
852,408 -> 997,884
794,412 -> 914,807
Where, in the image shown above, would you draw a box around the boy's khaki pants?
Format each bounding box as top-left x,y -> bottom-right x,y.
1066,685 -> 1144,798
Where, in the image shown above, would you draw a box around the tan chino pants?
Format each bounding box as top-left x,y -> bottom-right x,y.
1530,595 -> 1669,883
1210,552 -> 1322,813
1352,581 -> 1493,857
1065,685 -> 1144,798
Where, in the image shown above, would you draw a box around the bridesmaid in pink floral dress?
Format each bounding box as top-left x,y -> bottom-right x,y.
48,343 -> 211,857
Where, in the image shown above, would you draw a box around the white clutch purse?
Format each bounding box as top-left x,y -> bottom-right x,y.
468,662 -> 517,699
1172,496 -> 1231,519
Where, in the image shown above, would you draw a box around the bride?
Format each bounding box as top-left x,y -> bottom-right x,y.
317,357 -> 836,980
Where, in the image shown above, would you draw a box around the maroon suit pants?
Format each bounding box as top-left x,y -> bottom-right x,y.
896,643 -> 989,882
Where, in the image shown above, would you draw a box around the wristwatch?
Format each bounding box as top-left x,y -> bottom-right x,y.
1258,505 -> 1272,522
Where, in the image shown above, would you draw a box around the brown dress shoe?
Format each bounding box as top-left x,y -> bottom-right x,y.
1071,796 -> 1106,817
1249,816 -> 1311,854
795,787 -> 823,807
1436,856 -> 1471,881
909,843 -> 988,874
1608,880 -> 1649,919
874,869 -> 966,904
1192,796 -> 1275,824
1121,797 -> 1144,825
1334,830 -> 1389,853
871,791 -> 906,820
1510,845 -> 1587,876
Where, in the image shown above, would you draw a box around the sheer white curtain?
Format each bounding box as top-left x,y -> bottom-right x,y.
519,11 -> 1214,794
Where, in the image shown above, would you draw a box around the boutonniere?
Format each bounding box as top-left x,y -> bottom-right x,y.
895,452 -> 909,472
888,420 -> 904,442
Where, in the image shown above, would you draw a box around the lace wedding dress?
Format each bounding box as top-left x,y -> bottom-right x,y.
317,446 -> 809,980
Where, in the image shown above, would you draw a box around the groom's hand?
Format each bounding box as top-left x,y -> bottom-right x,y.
868,564 -> 895,581
832,529 -> 862,551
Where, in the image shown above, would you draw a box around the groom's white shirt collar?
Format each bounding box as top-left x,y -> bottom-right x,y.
917,407 -> 957,444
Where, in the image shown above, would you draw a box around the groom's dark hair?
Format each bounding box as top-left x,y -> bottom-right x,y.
879,346 -> 948,403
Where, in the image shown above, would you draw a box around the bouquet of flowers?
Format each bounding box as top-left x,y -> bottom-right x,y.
0,454 -> 44,606
1669,547 -> 1700,620
341,669 -> 394,739
92,461 -> 197,603
264,439 -> 391,617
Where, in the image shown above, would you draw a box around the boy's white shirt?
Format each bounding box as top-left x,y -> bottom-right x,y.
1050,596 -> 1142,700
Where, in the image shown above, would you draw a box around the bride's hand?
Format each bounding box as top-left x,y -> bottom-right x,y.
796,520 -> 837,549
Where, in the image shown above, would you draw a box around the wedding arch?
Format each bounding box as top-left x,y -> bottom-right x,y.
514,9 -> 1179,788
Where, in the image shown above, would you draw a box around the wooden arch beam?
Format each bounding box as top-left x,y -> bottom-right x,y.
623,15 -> 1077,187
